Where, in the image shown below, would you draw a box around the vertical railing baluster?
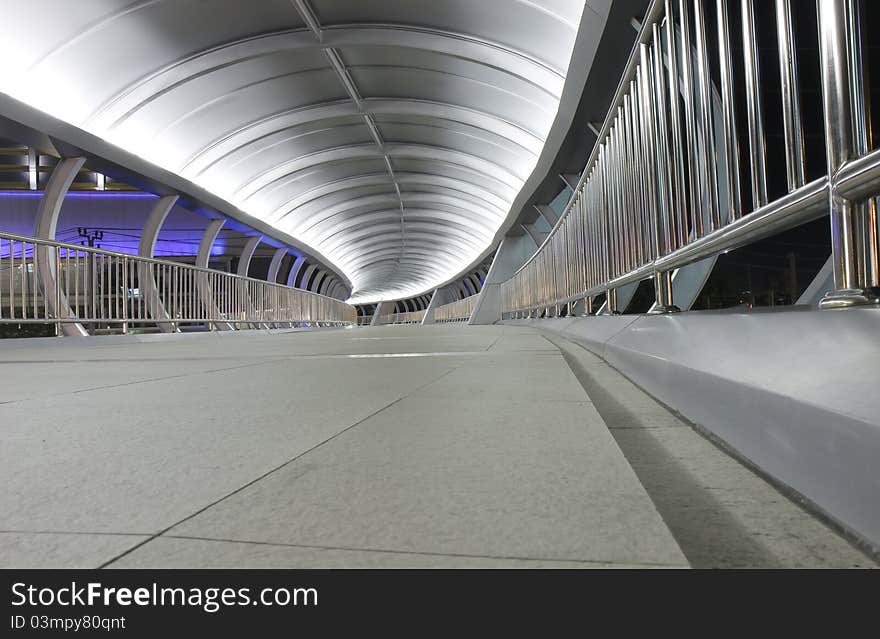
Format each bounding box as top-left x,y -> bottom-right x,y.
693,0 -> 721,231
678,0 -> 703,238
776,0 -> 806,191
742,0 -> 768,208
639,43 -> 660,266
665,0 -> 689,246
652,22 -> 675,261
716,0 -> 743,223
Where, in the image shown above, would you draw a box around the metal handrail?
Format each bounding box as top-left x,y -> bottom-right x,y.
502,0 -> 880,317
434,294 -> 478,323
379,310 -> 427,325
0,230 -> 357,332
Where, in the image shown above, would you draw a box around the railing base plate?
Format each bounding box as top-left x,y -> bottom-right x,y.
818,287 -> 880,309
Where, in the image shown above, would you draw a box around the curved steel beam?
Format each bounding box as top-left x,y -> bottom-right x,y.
266,247 -> 287,284
87,24 -> 565,131
185,98 -> 544,178
192,105 -> 541,189
33,157 -> 89,337
327,218 -> 493,257
301,264 -> 319,291
242,142 -> 525,207
236,236 -> 262,278
344,245 -> 470,269
138,194 -> 179,333
285,255 -> 307,288
331,226 -> 488,262
195,218 -> 233,331
307,207 -> 497,245
269,170 -> 511,226
291,191 -> 505,236
325,224 -> 485,257
310,270 -> 326,294
244,155 -> 518,219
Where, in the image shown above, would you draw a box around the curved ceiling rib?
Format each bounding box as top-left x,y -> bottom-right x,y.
0,0 -> 588,303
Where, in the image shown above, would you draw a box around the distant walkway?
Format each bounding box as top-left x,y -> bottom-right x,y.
0,325 -> 872,568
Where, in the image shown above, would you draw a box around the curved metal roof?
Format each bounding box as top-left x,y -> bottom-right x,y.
1,0 -> 587,302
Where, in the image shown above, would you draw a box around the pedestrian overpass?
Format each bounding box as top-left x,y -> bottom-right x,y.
0,0 -> 877,568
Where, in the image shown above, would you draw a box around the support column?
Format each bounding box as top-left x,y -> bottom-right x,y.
301,264 -> 318,292
309,269 -> 325,294
818,0 -> 880,307
421,287 -> 445,324
237,236 -> 261,328
196,219 -> 233,331
266,247 -> 287,284
236,236 -> 261,278
370,301 -> 395,326
137,194 -> 179,333
286,256 -> 306,288
264,248 -> 287,328
316,272 -> 329,295
521,223 -> 543,248
470,238 -> 523,325
34,157 -> 88,337
534,204 -> 559,227
560,174 -> 580,191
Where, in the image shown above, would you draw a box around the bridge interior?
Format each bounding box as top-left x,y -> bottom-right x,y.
2,0 -> 880,571
1,324 -> 872,568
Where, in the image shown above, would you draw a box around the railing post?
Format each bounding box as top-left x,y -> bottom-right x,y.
818,0 -> 880,307
650,270 -> 679,314
121,255 -> 128,334
54,245 -> 62,336
607,288 -> 619,314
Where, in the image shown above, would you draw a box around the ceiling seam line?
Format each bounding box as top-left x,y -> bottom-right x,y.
292,0 -> 406,285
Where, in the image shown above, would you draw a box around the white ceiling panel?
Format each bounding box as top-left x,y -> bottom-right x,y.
0,0 -> 591,302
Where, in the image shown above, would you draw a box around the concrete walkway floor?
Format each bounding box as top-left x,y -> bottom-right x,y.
0,325 -> 873,568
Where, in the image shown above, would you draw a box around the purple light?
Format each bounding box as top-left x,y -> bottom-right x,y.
0,190 -> 157,199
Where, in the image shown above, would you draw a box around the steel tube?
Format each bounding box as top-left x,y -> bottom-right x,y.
776,0 -> 806,191
817,0 -> 879,305
692,0 -> 721,230
742,0 -> 768,208
677,0 -> 703,238
664,0 -> 689,247
716,0 -> 743,222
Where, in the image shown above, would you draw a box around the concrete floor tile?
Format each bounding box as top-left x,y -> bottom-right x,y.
169,396 -> 686,566
410,359 -> 588,402
0,532 -> 148,568
0,356 -> 457,533
0,359 -> 256,403
112,537 -> 674,568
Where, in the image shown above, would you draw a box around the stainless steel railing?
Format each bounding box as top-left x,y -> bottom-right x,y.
434,294 -> 477,323
0,231 -> 357,332
379,310 -> 427,325
502,0 -> 880,317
